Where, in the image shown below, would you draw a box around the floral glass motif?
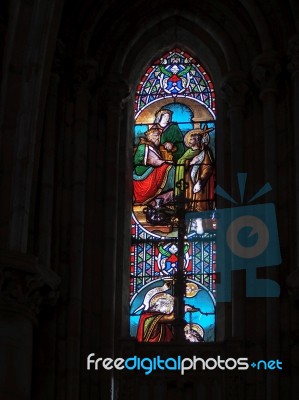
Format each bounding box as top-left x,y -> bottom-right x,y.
131,49 -> 216,343
135,48 -> 215,117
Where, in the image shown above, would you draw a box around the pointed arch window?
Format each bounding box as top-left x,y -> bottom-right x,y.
130,49 -> 216,343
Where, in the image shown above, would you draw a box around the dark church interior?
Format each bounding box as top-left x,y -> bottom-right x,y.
0,0 -> 299,399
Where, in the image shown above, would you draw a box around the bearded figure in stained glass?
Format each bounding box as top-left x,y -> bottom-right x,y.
133,127 -> 175,205
175,126 -> 215,211
135,290 -> 200,342
136,293 -> 175,342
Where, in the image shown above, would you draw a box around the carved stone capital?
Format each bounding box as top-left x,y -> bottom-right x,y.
99,78 -> 132,110
0,250 -> 60,322
288,35 -> 299,78
73,58 -> 99,95
220,71 -> 249,112
252,52 -> 282,98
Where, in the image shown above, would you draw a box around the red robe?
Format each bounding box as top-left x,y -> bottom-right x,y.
133,163 -> 172,204
136,312 -> 174,342
133,140 -> 173,204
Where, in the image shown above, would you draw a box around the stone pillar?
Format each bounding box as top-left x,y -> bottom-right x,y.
0,250 -> 60,400
287,36 -> 299,276
38,42 -> 64,267
6,0 -> 64,253
65,59 -> 97,400
252,52 -> 281,184
32,41 -> 65,400
286,34 -> 299,400
221,71 -> 248,173
252,51 -> 281,400
221,72 -> 249,340
98,79 -> 130,400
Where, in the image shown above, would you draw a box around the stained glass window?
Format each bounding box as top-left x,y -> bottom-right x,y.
130,49 -> 216,343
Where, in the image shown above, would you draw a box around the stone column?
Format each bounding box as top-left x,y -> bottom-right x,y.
287,35 -> 299,279
65,59 -> 97,400
252,51 -> 281,400
38,42 -> 64,267
6,0 -> 64,253
252,52 -> 281,185
0,250 -> 60,400
221,72 -> 249,340
286,34 -> 299,400
98,79 -> 130,400
32,41 -> 65,400
221,71 -> 248,173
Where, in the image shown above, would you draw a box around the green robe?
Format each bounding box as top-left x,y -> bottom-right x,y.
160,123 -> 185,163
175,148 -> 200,196
133,143 -> 153,178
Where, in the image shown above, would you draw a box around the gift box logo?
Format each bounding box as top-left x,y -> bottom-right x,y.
186,173 -> 281,301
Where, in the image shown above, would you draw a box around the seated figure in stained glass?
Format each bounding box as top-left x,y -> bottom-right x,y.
133,127 -> 175,205
153,109 -> 185,163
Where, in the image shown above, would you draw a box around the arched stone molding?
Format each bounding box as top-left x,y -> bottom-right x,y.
85,1 -> 274,72
93,14 -> 238,78
120,24 -> 224,95
238,0 -> 272,51
69,1 -> 296,82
